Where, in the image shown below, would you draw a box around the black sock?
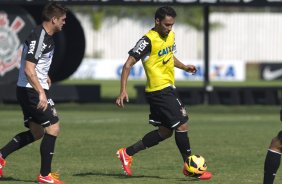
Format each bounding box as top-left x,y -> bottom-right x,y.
40,134 -> 57,176
175,130 -> 191,162
0,131 -> 35,159
263,149 -> 281,184
126,130 -> 164,156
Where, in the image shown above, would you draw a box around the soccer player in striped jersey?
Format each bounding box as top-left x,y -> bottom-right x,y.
0,3 -> 67,184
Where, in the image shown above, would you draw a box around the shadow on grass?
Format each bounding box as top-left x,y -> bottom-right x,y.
73,171 -> 201,182
0,176 -> 35,183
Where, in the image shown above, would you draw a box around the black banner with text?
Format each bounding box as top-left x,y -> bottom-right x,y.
260,63 -> 282,81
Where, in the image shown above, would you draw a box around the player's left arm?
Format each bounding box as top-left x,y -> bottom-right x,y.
174,56 -> 197,74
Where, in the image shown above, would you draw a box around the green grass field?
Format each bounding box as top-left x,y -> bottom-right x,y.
61,79 -> 282,100
0,104 -> 281,184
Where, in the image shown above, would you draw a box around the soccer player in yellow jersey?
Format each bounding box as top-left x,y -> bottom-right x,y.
116,6 -> 212,180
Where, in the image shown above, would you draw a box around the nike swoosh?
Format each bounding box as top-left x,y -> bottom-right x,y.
39,178 -> 54,183
262,66 -> 282,80
162,57 -> 171,65
122,150 -> 129,165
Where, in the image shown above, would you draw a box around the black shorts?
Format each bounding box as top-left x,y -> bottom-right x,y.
16,87 -> 59,128
145,86 -> 189,130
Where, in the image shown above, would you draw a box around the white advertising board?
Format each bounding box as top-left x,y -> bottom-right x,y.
71,58 -> 245,81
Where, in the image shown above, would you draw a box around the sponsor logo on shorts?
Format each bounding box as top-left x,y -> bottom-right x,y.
180,107 -> 187,117
51,107 -> 57,117
47,99 -> 55,106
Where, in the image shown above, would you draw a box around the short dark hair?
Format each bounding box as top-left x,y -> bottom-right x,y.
42,2 -> 68,22
155,6 -> 177,21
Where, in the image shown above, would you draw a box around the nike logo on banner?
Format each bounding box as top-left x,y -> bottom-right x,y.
162,57 -> 171,65
263,67 -> 282,80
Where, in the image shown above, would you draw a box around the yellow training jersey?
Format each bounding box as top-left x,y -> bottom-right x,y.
129,29 -> 176,92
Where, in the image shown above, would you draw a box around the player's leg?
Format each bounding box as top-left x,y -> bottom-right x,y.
263,131 -> 282,184
0,124 -> 40,159
0,87 -> 43,175
167,89 -> 212,180
0,129 -> 36,178
117,88 -> 174,176
162,88 -> 191,162
38,121 -> 65,184
26,90 -> 64,184
126,126 -> 172,156
175,123 -> 191,162
0,121 -> 42,178
178,122 -> 212,180
39,122 -> 60,177
117,126 -> 172,176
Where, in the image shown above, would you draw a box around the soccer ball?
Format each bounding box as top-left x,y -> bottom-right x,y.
184,154 -> 207,175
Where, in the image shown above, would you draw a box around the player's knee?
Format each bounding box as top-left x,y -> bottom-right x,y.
45,122 -> 61,136
160,131 -> 173,139
30,127 -> 44,140
269,130 -> 282,152
158,127 -> 173,139
270,137 -> 278,147
176,122 -> 188,132
277,130 -> 282,143
32,130 -> 44,140
269,136 -> 282,152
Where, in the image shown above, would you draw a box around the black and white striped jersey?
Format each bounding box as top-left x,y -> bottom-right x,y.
17,25 -> 55,90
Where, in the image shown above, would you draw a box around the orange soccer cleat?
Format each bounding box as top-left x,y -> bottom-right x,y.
116,148 -> 133,176
0,156 -> 6,178
38,172 -> 65,184
183,163 -> 212,180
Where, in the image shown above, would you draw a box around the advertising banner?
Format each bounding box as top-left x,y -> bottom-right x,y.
260,63 -> 282,80
71,58 -> 246,81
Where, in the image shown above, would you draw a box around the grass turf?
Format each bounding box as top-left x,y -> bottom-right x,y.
0,104 -> 281,183
61,79 -> 282,100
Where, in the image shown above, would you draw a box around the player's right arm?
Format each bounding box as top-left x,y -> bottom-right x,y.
24,29 -> 48,111
116,36 -> 151,108
116,56 -> 137,108
24,61 -> 48,111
